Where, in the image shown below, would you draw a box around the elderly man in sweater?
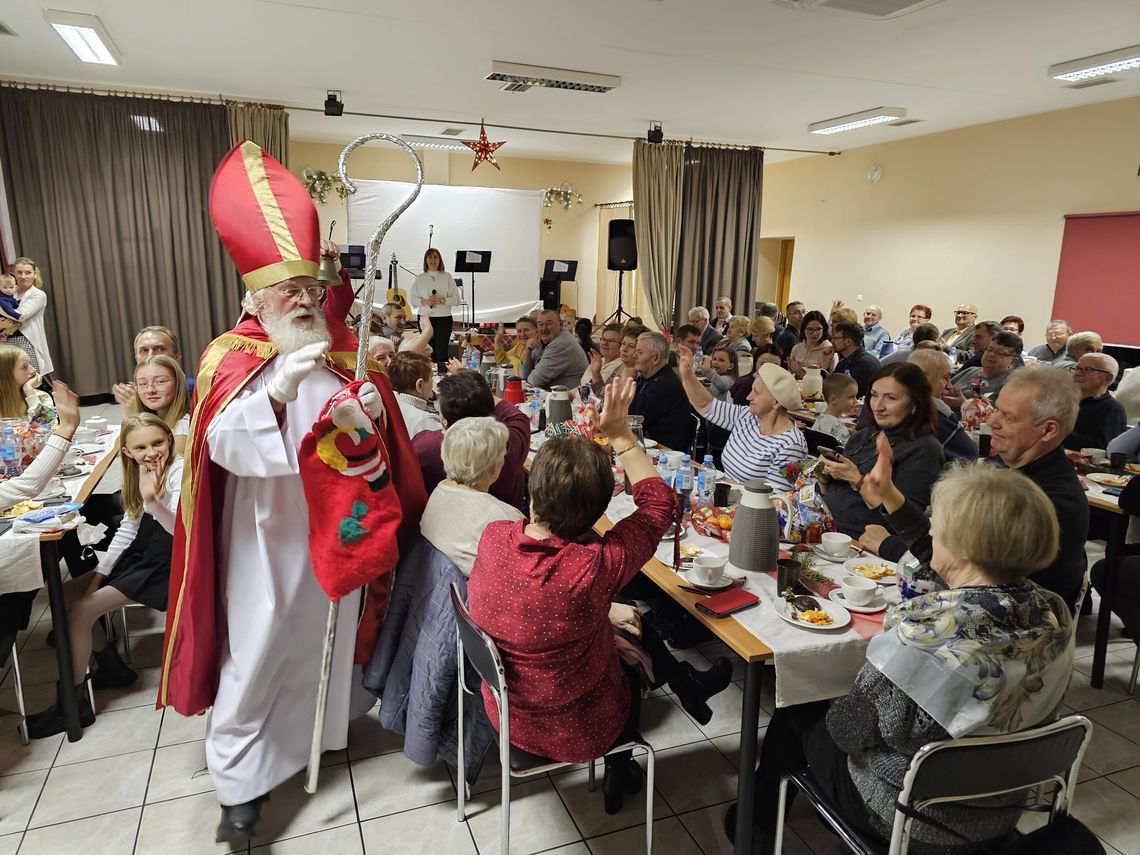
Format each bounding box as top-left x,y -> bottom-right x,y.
1063,352 -> 1126,452
521,308 -> 589,390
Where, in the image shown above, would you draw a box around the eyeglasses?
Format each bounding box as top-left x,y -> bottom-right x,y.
601,337 -> 620,346
955,310 -> 977,317
137,377 -> 175,392
274,284 -> 326,303
983,346 -> 1016,359
1073,365 -> 1113,378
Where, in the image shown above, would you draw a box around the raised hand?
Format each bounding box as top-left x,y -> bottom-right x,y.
589,348 -> 603,380
357,381 -> 383,420
21,372 -> 41,398
52,381 -> 81,437
675,344 -> 695,376
267,341 -> 328,404
596,376 -> 637,442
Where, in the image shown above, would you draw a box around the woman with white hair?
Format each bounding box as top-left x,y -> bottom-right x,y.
418,416 -> 519,576
676,347 -> 806,490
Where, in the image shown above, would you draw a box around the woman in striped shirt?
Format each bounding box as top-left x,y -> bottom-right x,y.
677,348 -> 806,490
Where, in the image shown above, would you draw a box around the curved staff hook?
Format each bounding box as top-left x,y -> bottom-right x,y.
305,133 -> 424,795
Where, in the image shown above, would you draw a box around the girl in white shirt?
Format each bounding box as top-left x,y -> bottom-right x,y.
408,248 -> 460,370
25,413 -> 184,739
132,355 -> 191,454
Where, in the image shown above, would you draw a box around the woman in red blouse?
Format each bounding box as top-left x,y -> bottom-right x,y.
468,378 -> 677,812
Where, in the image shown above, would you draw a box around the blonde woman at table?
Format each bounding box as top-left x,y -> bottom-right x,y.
725,463 -> 1074,853
0,381 -> 80,668
676,346 -> 806,490
0,344 -> 56,423
25,413 -> 183,739
131,355 -> 191,454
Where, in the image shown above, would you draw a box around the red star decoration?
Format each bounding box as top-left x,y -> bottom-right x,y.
462,121 -> 506,171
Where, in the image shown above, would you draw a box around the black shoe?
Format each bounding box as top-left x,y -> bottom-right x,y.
216,797 -> 264,844
91,644 -> 138,690
25,681 -> 96,739
669,658 -> 733,725
601,757 -> 643,815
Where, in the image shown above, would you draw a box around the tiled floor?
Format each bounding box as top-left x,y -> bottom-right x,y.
2,530 -> 1139,852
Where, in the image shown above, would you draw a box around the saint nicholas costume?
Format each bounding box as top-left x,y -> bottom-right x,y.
158,141 -> 426,806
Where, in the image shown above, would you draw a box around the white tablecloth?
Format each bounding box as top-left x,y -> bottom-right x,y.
0,427 -> 120,596
608,491 -> 901,708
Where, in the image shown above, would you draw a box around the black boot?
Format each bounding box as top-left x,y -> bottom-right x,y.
216,796 -> 265,843
601,756 -> 643,815
669,657 -> 733,725
25,681 -> 96,739
92,644 -> 138,689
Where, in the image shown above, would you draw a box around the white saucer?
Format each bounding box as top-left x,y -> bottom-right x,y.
679,570 -> 734,592
812,544 -> 858,562
829,589 -> 887,614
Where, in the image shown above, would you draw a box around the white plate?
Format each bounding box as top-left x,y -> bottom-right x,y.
1087,472 -> 1131,488
776,597 -> 851,630
642,438 -> 659,449
829,589 -> 888,614
660,522 -> 688,541
843,557 -> 898,585
678,570 -> 734,592
812,544 -> 859,562
35,483 -> 67,500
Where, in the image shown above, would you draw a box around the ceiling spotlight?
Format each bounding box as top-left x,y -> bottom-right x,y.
809,106 -> 907,135
43,9 -> 120,65
1049,44 -> 1140,82
324,90 -> 344,117
647,121 -> 663,144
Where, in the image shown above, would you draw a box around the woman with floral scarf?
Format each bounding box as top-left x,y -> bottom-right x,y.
725,461 -> 1074,853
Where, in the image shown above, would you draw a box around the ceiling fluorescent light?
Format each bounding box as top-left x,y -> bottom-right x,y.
809,106 -> 907,135
402,134 -> 472,152
43,9 -> 119,65
1049,44 -> 1140,82
485,61 -> 620,94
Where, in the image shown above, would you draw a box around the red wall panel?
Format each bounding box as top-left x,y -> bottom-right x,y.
1052,212 -> 1140,346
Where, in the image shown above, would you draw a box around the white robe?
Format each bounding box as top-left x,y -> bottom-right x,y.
204,359 -> 361,805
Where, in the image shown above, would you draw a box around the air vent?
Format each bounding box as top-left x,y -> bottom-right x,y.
500,82 -> 533,93
1065,77 -> 1119,90
439,127 -> 466,136
888,118 -> 924,126
771,0 -> 946,19
485,61 -> 620,94
0,20 -> 17,36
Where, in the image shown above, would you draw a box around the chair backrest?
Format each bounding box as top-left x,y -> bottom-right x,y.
900,715 -> 1092,808
1118,474 -> 1140,517
449,582 -> 507,698
804,427 -> 839,455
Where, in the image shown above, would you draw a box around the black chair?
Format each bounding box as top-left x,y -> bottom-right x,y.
774,714 -> 1095,854
803,427 -> 840,456
450,584 -> 656,853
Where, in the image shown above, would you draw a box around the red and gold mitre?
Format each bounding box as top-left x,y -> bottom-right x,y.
209,140 -> 319,291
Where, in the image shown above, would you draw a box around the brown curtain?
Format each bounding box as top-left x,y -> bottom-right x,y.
0,88 -> 236,394
226,101 -> 289,164
632,140 -> 685,330
674,145 -> 764,329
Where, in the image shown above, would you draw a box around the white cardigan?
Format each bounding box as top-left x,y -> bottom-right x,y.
17,288 -> 53,375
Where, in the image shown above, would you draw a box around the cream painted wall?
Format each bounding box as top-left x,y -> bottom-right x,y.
289,142 -> 632,322
755,239 -> 782,308
761,95 -> 1140,350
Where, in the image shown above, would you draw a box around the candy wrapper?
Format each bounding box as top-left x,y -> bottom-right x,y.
774,483 -> 836,544
896,552 -> 944,600
543,419 -> 584,440
960,396 -> 993,432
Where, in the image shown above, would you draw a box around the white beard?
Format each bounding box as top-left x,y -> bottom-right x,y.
259,303 -> 331,355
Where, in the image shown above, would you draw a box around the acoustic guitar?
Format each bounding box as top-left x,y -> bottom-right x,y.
386,253 -> 409,310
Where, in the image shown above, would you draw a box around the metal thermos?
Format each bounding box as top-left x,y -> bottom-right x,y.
728,480 -> 780,573
547,386 -> 572,425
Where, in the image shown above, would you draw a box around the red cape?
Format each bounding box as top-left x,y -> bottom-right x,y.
157,312 -> 426,715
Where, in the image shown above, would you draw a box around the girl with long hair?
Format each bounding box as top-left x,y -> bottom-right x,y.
24,413 -> 184,738
131,355 -> 191,453
0,343 -> 55,422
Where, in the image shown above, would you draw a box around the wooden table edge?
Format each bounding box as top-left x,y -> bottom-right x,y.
593,514 -> 773,664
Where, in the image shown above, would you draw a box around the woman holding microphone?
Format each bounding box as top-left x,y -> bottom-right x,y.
409,248 -> 460,371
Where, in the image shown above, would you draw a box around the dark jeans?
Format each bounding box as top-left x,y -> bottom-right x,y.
429,315 -> 453,370
752,702 -> 882,841
605,662 -> 644,769
1092,555 -> 1140,635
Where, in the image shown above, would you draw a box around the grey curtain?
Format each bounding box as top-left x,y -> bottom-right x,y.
226,101 -> 289,164
674,146 -> 764,328
632,140 -> 685,330
0,88 -> 236,394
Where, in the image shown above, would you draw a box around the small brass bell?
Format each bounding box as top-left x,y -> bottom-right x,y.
317,254 -> 340,283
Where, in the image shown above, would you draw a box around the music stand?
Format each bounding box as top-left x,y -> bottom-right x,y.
455,250 -> 491,324
540,259 -> 578,311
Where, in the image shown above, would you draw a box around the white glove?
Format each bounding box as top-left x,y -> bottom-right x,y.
358,381 -> 383,420
267,341 -> 328,404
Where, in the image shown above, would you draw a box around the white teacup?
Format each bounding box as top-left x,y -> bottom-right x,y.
85,417 -> 108,435
841,575 -> 877,606
811,401 -> 827,413
62,448 -> 79,465
820,532 -> 852,557
1081,447 -> 1108,464
691,555 -> 726,585
72,427 -> 97,444
665,450 -> 684,469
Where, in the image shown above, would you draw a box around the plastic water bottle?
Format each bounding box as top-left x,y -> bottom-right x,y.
696,454 -> 716,509
657,453 -> 673,489
0,426 -> 20,477
677,454 -> 694,515
694,346 -> 704,371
